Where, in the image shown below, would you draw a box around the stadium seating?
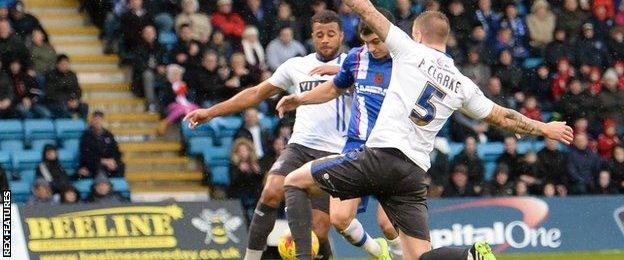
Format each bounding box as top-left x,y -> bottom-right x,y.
210,165 -> 230,186
19,170 -> 36,185
187,137 -> 214,156
478,142 -> 505,162
62,139 -> 81,157
1,140 -> 25,151
11,151 -> 41,172
31,139 -> 57,152
210,116 -> 243,137
55,119 -> 87,139
0,120 -> 24,140
0,151 -> 10,171
57,149 -> 78,171
24,119 -> 56,140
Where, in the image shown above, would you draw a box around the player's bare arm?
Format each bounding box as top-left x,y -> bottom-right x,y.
483,104 -> 574,145
276,80 -> 344,118
184,80 -> 281,129
343,0 -> 391,40
309,65 -> 341,76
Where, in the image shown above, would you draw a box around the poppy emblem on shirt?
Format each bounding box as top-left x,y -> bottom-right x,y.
374,73 -> 384,86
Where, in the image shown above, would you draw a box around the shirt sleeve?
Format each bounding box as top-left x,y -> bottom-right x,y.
461,77 -> 495,120
333,50 -> 357,89
267,59 -> 294,91
385,25 -> 416,58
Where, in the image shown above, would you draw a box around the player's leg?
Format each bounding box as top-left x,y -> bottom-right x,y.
376,204 -> 402,258
283,161 -> 325,258
311,208 -> 332,259
244,174 -> 284,260
330,197 -> 385,257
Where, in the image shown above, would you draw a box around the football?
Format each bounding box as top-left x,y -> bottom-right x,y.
277,230 -> 320,260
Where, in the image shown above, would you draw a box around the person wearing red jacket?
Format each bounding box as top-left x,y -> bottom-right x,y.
551,57 -> 573,102
211,0 -> 246,42
520,96 -> 543,121
598,118 -> 621,159
593,0 -> 615,19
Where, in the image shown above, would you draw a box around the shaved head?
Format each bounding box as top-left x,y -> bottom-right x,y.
412,11 -> 450,46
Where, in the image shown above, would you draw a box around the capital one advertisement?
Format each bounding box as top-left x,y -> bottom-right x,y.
330,196 -> 624,257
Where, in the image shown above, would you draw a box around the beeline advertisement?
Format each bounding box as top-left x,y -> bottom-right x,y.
18,201 -> 248,260
330,196 -> 624,257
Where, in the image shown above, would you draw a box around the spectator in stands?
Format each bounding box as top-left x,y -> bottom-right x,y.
500,4 -> 527,49
545,29 -> 575,68
482,164 -> 514,197
235,108 -> 269,159
211,0 -> 245,43
0,60 -> 13,119
607,146 -> 624,193
36,144 -> 71,193
468,25 -> 494,65
60,186 -> 80,204
7,58 -> 49,119
526,0 -> 556,52
228,138 -> 264,221
78,111 -> 125,179
447,0 -> 474,48
27,28 -> 56,78
423,0 -> 440,12
567,133 -> 602,194
175,0 -> 211,44
516,152 -> 542,194
577,23 -> 609,68
0,2 -> 8,19
446,33 -> 465,65
587,66 -> 603,95
474,0 -> 501,42
514,180 -> 529,196
26,178 -> 57,206
132,25 -> 167,113
187,51 -> 225,107
588,3 -> 613,40
594,170 -> 619,194
558,0 -> 590,44
158,64 -> 199,135
240,26 -> 266,72
272,2 -> 301,42
551,57 -> 573,102
543,182 -> 556,197
450,111 -> 488,143
0,18 -> 31,70
452,136 -> 485,188
240,0 -> 273,46
599,69 -> 624,133
428,137 -> 451,195
493,28 -> 528,61
338,2 -> 359,47
520,96 -> 543,122
396,0 -> 416,34
523,65 -> 552,110
9,1 -> 43,37
221,53 -> 261,97
207,28 -> 233,67
120,0 -> 154,54
616,1 -> 624,26
461,48 -> 491,88
45,54 -> 87,119
607,28 -> 624,62
86,174 -> 127,203
171,24 -> 204,72
537,138 -> 569,195
493,49 -> 523,93
266,26 -> 307,71
597,119 -> 620,159
442,164 -> 478,197
558,78 -> 597,124
496,136 -> 523,180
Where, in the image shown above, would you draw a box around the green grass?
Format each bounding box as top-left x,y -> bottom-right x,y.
337,251 -> 624,260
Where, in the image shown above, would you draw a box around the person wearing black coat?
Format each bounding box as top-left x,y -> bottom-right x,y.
607,146 -> 624,193
523,65 -> 553,110
6,58 -> 50,118
171,24 -> 205,72
544,28 -> 576,68
9,1 -> 45,37
120,0 -> 154,54
77,111 -> 125,179
557,79 -> 599,125
576,23 -> 609,68
537,139 -> 569,188
187,51 -> 226,106
85,173 -> 127,203
131,25 -> 167,112
451,137 -> 485,187
239,0 -> 274,45
482,164 -> 515,197
0,66 -> 15,119
44,55 -> 87,119
607,28 -> 624,63
442,165 -> 479,197
0,19 -> 31,69
496,136 -> 523,180
35,144 -> 72,193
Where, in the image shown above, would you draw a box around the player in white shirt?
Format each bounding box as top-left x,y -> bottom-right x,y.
184,10 -> 349,260
280,1 -> 574,259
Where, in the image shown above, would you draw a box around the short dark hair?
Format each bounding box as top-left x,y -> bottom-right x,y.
56,54 -> 69,63
310,10 -> 342,30
358,8 -> 395,36
92,110 -> 104,118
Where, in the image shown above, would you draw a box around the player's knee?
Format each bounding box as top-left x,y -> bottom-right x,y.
259,181 -> 284,207
312,222 -> 330,242
330,209 -> 355,231
284,169 -> 305,187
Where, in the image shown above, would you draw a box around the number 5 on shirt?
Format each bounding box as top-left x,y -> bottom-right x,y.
410,82 -> 446,126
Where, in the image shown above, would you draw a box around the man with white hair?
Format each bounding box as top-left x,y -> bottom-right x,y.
175,0 -> 211,43
599,68 -> 624,135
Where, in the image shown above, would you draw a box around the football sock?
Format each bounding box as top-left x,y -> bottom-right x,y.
387,236 -> 402,256
243,249 -> 263,260
247,203 -> 278,251
419,247 -> 470,260
284,185 -> 313,259
339,219 -> 381,257
317,241 -> 333,259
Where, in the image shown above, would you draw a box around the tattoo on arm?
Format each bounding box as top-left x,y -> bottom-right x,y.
502,109 -> 543,136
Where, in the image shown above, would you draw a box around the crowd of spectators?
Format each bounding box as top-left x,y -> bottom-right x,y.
1,1 -> 88,120
76,0 -> 624,201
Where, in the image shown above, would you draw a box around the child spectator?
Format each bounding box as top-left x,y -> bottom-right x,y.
520,96 -> 543,122
594,170 -> 619,194
60,186 -> 80,204
228,138 -> 264,221
597,119 -> 620,159
482,164 -> 514,197
36,144 -> 71,193
26,178 -> 57,206
157,64 -> 199,135
86,174 -> 127,203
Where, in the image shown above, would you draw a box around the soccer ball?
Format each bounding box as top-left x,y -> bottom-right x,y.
277,230 -> 319,260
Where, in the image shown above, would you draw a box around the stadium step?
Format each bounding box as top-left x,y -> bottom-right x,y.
49,34 -> 99,43
23,0 -> 78,8
119,142 -> 182,153
78,71 -> 129,84
70,54 -> 119,63
129,182 -> 209,193
81,83 -> 130,92
103,112 -> 160,122
71,63 -> 120,73
83,91 -> 136,100
47,26 -> 99,36
125,156 -> 196,172
39,16 -> 85,27
110,127 -> 158,137
125,171 -> 203,182
84,97 -> 146,113
56,44 -> 107,56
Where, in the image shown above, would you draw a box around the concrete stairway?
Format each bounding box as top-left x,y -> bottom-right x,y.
25,0 -> 207,194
